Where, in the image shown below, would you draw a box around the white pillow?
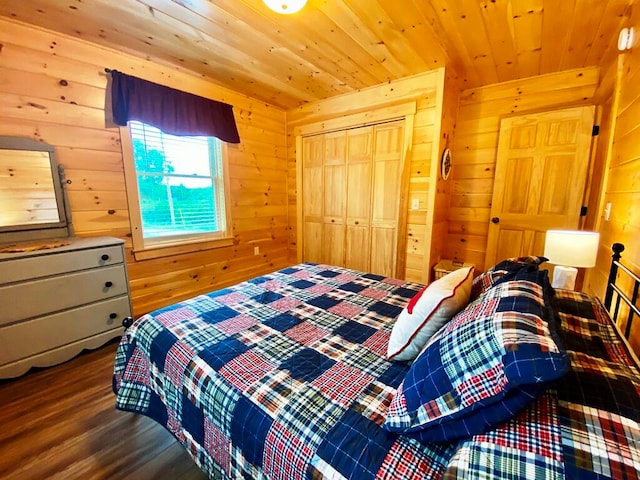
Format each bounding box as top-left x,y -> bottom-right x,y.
387,266 -> 474,361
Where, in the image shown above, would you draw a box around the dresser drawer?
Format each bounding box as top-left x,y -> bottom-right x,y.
0,265 -> 128,326
0,295 -> 130,365
1,244 -> 124,284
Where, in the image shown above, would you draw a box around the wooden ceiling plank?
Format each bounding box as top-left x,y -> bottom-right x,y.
221,0 -> 398,86
104,0 -> 346,102
430,0 -> 499,87
425,0 -> 481,87
585,0 -> 635,66
478,0 -> 519,83
0,17 -> 290,119
511,0 -> 544,79
352,0 -> 450,71
316,0 -> 421,79
0,1 -> 303,107
0,0 -> 631,106
145,0 -> 372,92
539,0 -> 576,74
409,0 -> 467,73
561,0 -> 609,70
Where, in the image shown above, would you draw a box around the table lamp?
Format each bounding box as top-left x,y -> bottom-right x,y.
543,230 -> 600,290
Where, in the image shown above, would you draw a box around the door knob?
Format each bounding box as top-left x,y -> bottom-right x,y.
491,217 -> 500,224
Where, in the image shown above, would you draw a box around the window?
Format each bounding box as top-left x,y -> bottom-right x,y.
122,121 -> 232,257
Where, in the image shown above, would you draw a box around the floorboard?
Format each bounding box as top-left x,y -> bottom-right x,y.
0,340 -> 207,480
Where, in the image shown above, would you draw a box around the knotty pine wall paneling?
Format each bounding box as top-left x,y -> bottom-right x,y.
0,18 -> 290,317
288,69 -> 445,284
586,12 -> 640,353
449,67 -> 600,271
428,68 -> 460,278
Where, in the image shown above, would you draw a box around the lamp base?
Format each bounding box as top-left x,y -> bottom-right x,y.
551,266 -> 578,290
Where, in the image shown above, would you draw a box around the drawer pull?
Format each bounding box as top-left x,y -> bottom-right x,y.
105,281 -> 114,288
109,312 -> 118,319
122,316 -> 134,328
101,254 -> 110,261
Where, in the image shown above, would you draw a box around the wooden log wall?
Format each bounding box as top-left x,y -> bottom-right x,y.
449,67 -> 600,271
0,18 -> 290,317
586,9 -> 640,353
287,69 -> 448,284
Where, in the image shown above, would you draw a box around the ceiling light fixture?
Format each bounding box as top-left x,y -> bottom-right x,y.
618,27 -> 634,51
263,0 -> 307,15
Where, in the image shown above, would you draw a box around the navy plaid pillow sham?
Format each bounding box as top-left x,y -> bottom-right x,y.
470,255 -> 548,300
383,270 -> 569,443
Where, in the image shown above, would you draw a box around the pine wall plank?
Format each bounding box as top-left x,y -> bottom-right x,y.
449,67 -> 600,271
0,18 -> 289,316
586,8 -> 640,353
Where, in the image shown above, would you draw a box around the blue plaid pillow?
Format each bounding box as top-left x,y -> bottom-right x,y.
383,270 -> 569,442
470,255 -> 548,301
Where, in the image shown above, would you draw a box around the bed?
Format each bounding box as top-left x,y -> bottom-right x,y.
113,244 -> 640,479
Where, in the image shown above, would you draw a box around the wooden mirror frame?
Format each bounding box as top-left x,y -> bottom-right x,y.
0,136 -> 73,245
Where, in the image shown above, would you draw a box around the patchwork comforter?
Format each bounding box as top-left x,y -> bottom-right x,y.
113,263 -> 640,479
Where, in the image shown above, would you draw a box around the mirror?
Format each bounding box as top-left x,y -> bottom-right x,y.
0,136 -> 72,245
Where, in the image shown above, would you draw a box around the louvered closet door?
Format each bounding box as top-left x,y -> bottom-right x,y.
322,132 -> 347,267
302,135 -> 324,263
371,121 -> 404,277
345,126 -> 373,272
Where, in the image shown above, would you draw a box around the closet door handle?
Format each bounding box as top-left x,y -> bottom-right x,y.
491,217 -> 500,224
105,281 -> 113,288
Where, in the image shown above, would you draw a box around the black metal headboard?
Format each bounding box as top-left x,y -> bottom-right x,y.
604,243 -> 640,339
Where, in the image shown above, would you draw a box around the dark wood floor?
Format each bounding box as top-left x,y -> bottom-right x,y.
0,340 -> 208,480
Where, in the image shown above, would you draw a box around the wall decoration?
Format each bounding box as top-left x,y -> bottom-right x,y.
441,147 -> 452,180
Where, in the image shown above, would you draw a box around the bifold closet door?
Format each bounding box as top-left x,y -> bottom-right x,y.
322,132 -> 347,267
371,121 -> 404,277
345,126 -> 373,272
302,135 -> 324,263
301,120 -> 404,276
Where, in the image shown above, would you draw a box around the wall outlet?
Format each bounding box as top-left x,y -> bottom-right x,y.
411,198 -> 420,210
254,246 -> 260,255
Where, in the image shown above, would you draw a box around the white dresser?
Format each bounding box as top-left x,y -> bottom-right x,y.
0,236 -> 132,379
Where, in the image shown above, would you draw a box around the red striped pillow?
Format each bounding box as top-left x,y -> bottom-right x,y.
387,266 -> 474,362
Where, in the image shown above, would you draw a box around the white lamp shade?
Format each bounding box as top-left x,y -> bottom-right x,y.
263,0 -> 307,14
543,230 -> 600,268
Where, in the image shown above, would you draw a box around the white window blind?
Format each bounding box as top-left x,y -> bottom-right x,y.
129,121 -> 227,241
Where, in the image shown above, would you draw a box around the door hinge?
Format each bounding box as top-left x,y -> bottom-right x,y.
592,125 -> 600,136
580,206 -> 588,216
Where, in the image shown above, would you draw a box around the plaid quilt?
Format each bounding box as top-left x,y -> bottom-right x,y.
113,264 -> 640,479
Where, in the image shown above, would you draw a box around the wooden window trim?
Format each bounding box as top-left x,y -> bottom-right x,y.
119,125 -> 233,261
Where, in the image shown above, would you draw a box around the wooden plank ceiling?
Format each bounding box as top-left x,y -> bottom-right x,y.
0,0 -> 635,109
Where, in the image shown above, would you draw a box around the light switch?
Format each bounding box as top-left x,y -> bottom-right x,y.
411,198 -> 420,210
604,202 -> 612,221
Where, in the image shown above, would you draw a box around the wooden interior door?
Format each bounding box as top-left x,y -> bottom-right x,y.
345,126 -> 373,272
322,131 -> 347,266
371,121 -> 404,277
302,135 -> 324,263
485,106 -> 595,267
